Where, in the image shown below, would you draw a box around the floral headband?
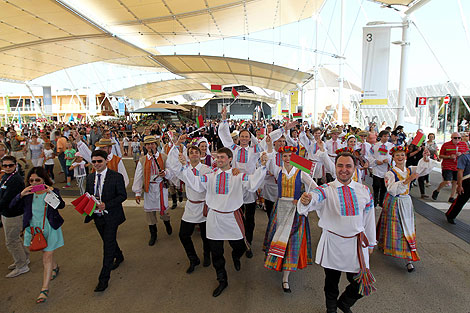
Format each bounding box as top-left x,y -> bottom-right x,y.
278,146 -> 298,153
389,146 -> 407,155
335,147 -> 354,155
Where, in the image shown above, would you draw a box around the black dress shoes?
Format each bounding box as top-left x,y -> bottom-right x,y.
245,249 -> 253,258
94,281 -> 108,292
164,221 -> 173,235
233,259 -> 241,271
112,256 -> 124,270
212,281 -> 228,297
186,259 -> 200,274
282,282 -> 291,293
447,216 -> 456,224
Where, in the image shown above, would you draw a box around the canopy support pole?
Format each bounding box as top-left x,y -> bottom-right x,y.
396,16 -> 410,127
337,0 -> 345,125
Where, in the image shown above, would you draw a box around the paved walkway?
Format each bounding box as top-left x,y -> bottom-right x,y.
1,162 -> 469,312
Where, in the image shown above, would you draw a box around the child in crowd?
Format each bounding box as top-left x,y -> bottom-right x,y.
123,135 -> 130,156
43,142 -> 55,183
63,142 -> 76,188
131,136 -> 142,167
69,152 -> 87,195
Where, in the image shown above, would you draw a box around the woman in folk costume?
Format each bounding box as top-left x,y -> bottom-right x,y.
263,137 -> 318,293
196,137 -> 217,169
376,146 -> 438,272
286,128 -> 306,157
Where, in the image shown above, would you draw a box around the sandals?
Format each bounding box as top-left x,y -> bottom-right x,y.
51,265 -> 60,280
36,289 -> 49,304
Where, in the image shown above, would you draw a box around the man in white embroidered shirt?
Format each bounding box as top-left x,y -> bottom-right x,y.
297,152 -> 376,313
178,147 -> 268,298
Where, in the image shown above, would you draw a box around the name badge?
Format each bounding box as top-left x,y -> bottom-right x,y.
45,192 -> 61,209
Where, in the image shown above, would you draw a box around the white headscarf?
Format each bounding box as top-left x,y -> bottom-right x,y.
197,137 -> 211,156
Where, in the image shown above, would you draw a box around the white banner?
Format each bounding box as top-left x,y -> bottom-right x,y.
361,27 -> 391,106
42,86 -> 52,114
87,91 -> 97,115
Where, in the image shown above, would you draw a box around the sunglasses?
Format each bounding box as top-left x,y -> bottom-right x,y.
29,178 -> 43,183
2,164 -> 15,168
91,159 -> 104,164
453,137 -> 461,139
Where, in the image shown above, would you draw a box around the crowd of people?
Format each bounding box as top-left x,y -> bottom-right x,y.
0,113 -> 470,313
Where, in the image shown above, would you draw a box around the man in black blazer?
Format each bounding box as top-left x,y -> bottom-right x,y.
85,150 -> 127,292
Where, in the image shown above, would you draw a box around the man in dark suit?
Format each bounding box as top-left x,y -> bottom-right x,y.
85,150 -> 127,292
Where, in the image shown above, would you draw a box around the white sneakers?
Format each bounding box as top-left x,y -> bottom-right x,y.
8,259 -> 30,270
5,265 -> 30,278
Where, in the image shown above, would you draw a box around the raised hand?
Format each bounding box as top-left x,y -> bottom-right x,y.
179,152 -> 187,166
221,106 -> 227,120
300,192 -> 312,205
260,152 -> 268,166
232,168 -> 241,176
177,134 -> 187,146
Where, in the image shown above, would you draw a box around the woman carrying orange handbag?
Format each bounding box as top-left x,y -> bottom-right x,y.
10,167 -> 65,304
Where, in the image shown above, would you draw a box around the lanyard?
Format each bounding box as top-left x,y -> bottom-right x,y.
1,170 -> 16,188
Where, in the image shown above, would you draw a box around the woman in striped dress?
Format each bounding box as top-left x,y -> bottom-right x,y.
376,146 -> 438,272
264,136 -> 325,292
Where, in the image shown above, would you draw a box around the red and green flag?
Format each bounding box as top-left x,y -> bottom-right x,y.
83,197 -> 97,216
211,84 -> 222,93
231,87 -> 239,99
290,154 -> 313,174
196,115 -> 204,128
240,120 -> 246,127
378,146 -> 388,155
411,131 -> 425,147
282,109 -> 289,115
293,112 -> 302,119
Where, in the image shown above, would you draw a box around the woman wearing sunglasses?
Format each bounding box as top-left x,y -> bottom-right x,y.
10,167 -> 65,304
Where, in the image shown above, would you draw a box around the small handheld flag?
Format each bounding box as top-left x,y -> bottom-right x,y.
289,154 -> 313,174
240,120 -> 246,127
211,84 -> 222,93
411,131 -> 425,147
231,87 -> 239,99
282,110 -> 289,115
293,112 -> 302,119
196,115 -> 204,128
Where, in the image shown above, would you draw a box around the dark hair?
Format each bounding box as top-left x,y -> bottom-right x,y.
187,145 -> 201,156
312,127 -> 322,134
91,150 -> 108,160
238,129 -> 251,137
26,167 -> 53,187
378,130 -> 390,138
290,129 -> 298,136
335,152 -> 357,166
428,133 -> 435,139
1,155 -> 16,164
217,147 -> 233,159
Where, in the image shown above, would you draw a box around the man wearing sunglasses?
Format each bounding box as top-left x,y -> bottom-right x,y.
432,132 -> 469,204
0,156 -> 30,278
84,150 -> 127,292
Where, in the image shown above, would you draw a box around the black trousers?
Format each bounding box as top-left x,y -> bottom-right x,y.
45,164 -> 54,180
209,239 -> 246,283
94,217 -> 123,284
265,199 -> 275,220
179,220 -> 210,263
446,178 -> 470,220
242,202 -> 256,245
324,268 -> 362,310
418,175 -> 427,195
372,175 -> 387,207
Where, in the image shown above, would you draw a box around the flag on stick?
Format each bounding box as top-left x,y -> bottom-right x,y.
293,112 -> 302,119
290,154 -> 313,174
231,87 -> 239,99
196,115 -> 204,128
77,114 -> 83,121
411,131 -> 425,147
211,84 -> 222,93
282,109 -> 289,115
240,120 -> 246,127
